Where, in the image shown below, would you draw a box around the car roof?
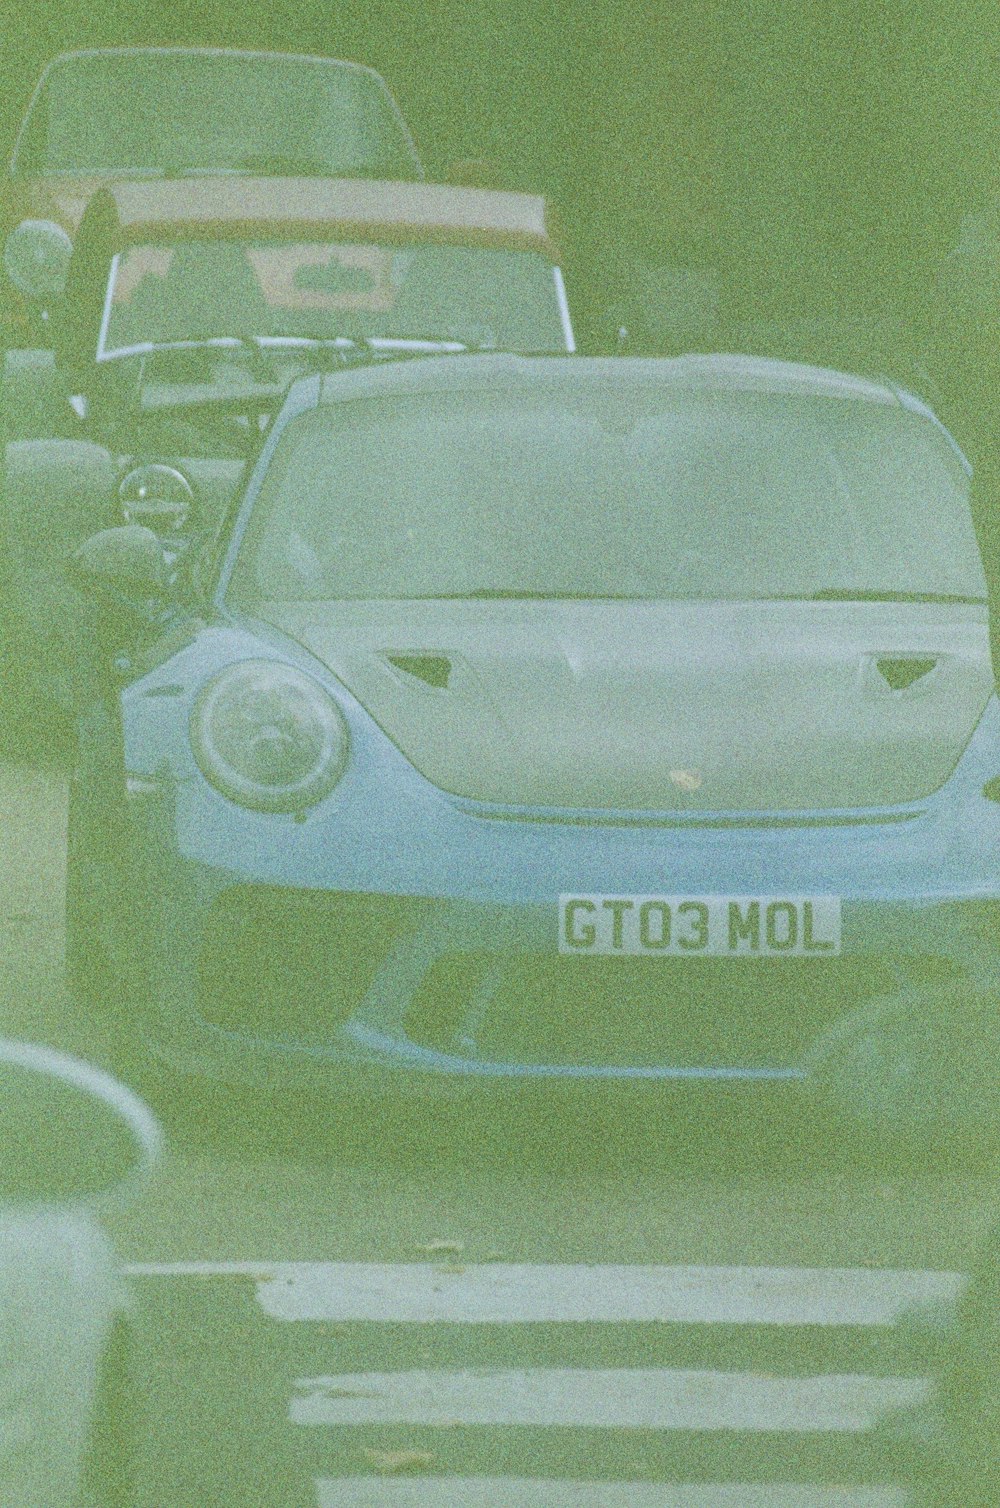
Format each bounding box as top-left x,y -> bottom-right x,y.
315,352 -> 923,410
93,177 -> 560,258
42,46 -> 384,79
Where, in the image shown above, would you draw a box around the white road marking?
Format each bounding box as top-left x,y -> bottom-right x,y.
121,1260 -> 932,1500
291,1367 -> 928,1432
199,1261 -> 964,1326
125,1261 -> 283,1278
314,1482 -> 906,1507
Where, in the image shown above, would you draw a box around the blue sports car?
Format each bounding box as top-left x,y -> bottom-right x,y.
66,353 -> 1000,1138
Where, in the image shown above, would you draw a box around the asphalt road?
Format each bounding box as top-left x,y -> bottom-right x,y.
0,757 -> 996,1505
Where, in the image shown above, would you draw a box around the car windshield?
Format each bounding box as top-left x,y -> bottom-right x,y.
229,383 -> 986,603
100,239 -> 570,355
13,52 -> 418,180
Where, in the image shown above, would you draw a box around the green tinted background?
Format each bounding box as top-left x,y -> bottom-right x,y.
0,0 -> 995,350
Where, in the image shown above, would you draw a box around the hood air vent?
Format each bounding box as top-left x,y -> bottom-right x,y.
383,653 -> 452,689
875,657 -> 938,691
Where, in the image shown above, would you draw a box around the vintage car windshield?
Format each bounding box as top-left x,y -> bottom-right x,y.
13,52 -> 418,180
100,240 -> 570,355
230,386 -> 986,603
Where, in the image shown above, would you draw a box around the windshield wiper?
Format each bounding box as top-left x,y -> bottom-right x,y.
155,159 -> 335,179
409,586 -> 990,605
160,166 -> 249,178
408,588 -> 640,600
792,588 -> 987,605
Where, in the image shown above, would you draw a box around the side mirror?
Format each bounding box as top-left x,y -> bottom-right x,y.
0,1039 -> 162,1208
3,218 -> 73,301
70,524 -> 172,603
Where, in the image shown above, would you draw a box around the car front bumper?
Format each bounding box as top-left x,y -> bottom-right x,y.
97,727 -> 1000,1103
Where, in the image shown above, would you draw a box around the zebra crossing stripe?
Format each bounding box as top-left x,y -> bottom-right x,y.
242,1261 -> 962,1325
313,1482 -> 906,1507
290,1366 -> 928,1431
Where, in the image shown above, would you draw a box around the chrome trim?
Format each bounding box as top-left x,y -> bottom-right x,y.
553,265 -> 576,353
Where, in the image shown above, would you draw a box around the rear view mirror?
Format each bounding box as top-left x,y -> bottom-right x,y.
0,1040 -> 162,1208
70,524 -> 172,602
3,218 -> 73,301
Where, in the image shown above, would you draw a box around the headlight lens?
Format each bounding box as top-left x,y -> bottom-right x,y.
3,218 -> 73,299
119,464 -> 194,532
191,661 -> 349,812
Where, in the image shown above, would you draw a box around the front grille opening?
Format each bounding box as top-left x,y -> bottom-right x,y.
405,954 -> 485,1053
196,887 -> 426,1041
406,951 -> 927,1070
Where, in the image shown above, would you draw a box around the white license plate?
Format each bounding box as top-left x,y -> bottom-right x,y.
558,894 -> 842,957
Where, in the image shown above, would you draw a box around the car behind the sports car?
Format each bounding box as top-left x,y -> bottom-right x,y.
4,171 -> 572,442
66,353 -> 999,1139
1,45 -> 423,342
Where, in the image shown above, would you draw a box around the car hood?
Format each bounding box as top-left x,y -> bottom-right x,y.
263,598 -> 993,811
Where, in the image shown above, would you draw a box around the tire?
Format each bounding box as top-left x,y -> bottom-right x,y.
64,756 -> 150,1097
64,766 -> 116,1014
65,746 -> 244,1144
64,827 -> 151,1095
79,1322 -> 137,1508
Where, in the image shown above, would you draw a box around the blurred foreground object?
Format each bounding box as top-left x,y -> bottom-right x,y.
0,1037 -> 162,1507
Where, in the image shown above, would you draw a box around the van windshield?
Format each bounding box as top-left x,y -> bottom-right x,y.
14,52 -> 419,181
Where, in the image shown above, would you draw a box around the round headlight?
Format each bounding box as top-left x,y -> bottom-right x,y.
191,661 -> 349,812
119,464 -> 194,533
3,218 -> 73,299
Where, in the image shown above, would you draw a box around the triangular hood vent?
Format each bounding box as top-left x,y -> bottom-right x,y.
382,652 -> 452,689
875,656 -> 938,691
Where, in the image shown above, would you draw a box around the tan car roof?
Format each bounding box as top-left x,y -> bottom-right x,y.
100,177 -> 560,259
